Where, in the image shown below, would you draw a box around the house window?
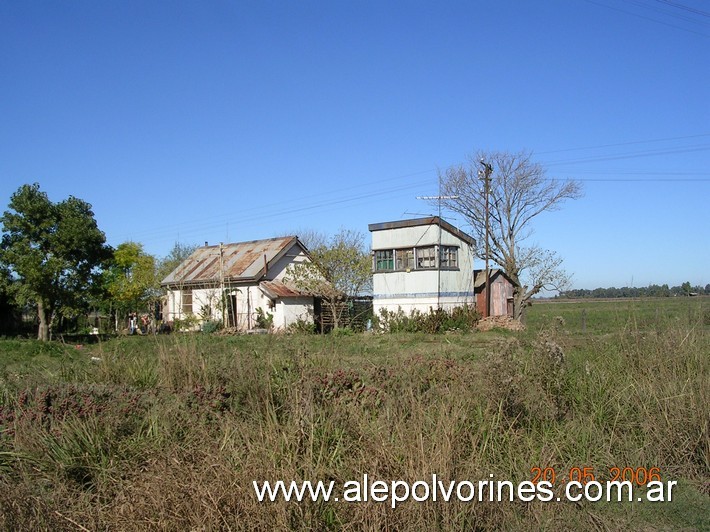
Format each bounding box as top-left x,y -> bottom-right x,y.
395,248 -> 414,270
440,246 -> 458,269
181,289 -> 193,314
416,246 -> 436,269
375,250 -> 394,271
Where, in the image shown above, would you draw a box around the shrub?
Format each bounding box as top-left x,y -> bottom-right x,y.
254,308 -> 273,330
286,317 -> 316,334
375,305 -> 480,333
173,314 -> 199,332
201,320 -> 222,334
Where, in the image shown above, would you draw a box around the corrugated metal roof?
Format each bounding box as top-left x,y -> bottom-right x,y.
161,237 -> 300,286
368,216 -> 476,246
259,280 -> 310,299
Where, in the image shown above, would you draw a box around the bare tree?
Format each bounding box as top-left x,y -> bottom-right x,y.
288,228 -> 328,252
439,150 -> 582,320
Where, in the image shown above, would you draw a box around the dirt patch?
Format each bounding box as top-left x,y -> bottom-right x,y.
476,316 -> 526,331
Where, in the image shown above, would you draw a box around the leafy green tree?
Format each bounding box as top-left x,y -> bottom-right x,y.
0,183 -> 111,340
286,229 -> 372,329
681,281 -> 692,296
0,265 -> 21,334
104,241 -> 157,330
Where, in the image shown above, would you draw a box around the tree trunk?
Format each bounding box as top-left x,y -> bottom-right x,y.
330,300 -> 340,329
509,271 -> 526,322
37,299 -> 50,341
513,288 -> 526,321
513,284 -> 538,323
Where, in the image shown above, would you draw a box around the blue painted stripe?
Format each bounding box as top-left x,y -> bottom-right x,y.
373,291 -> 474,300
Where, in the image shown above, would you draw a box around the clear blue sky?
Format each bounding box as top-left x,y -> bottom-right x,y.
1,0 -> 708,290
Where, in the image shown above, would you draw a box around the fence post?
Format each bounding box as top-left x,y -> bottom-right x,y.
581,309 -> 587,332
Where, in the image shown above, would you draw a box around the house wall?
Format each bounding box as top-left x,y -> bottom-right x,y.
275,297 -> 314,331
163,242 -> 315,332
166,284 -> 312,331
371,224 -> 463,250
227,285 -> 269,330
266,246 -> 310,280
372,224 -> 475,316
165,284 -> 222,329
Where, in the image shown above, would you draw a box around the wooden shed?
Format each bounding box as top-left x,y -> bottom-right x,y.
474,269 -> 517,317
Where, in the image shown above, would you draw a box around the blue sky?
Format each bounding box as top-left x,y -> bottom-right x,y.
1,0 -> 708,290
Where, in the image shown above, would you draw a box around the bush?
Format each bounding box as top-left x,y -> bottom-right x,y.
286,317 -> 316,334
173,314 -> 199,332
254,308 -> 273,330
375,305 -> 480,333
201,320 -> 222,334
330,327 -> 354,337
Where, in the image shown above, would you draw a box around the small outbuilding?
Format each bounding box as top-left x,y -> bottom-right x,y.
161,236 -> 315,331
474,268 -> 517,317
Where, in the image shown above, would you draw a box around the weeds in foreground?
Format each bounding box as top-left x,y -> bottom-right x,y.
0,306 -> 707,530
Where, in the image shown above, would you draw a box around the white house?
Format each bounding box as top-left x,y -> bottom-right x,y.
161,236 -> 314,331
368,217 -> 476,316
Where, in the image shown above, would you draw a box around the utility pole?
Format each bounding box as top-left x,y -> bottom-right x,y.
416,174 -> 459,309
478,160 -> 493,318
219,242 -> 226,328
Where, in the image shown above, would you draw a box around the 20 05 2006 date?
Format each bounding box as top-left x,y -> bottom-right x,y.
531,467 -> 662,486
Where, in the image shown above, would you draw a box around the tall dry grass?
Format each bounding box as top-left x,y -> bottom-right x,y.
0,309 -> 707,530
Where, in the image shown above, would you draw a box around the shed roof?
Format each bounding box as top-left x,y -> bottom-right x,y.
368,216 -> 475,246
473,269 -> 518,289
161,236 -> 305,286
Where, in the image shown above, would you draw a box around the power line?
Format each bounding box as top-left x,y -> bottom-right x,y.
114,132 -> 710,249
584,0 -> 710,37
142,134 -> 710,242
626,0 -> 710,27
654,0 -> 710,19
542,143 -> 710,166
535,132 -> 710,155
568,170 -> 709,175
118,177 -> 435,244
122,168 -> 438,241
548,177 -> 710,182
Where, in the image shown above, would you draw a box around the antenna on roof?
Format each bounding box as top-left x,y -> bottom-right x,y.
416,174 -> 459,309
402,211 -> 434,217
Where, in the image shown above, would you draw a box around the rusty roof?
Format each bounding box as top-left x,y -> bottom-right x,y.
161,236 -> 303,286
259,280 -> 310,299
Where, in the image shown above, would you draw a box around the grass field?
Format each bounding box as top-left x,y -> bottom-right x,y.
0,297 -> 708,530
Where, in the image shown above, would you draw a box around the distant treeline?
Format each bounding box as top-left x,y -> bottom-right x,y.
559,282 -> 709,299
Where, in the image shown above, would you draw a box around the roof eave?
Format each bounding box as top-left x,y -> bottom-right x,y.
368,216 -> 475,247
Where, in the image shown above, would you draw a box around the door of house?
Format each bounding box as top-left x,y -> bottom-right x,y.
226,294 -> 237,328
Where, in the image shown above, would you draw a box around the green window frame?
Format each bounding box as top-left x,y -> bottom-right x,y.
375,250 -> 394,271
